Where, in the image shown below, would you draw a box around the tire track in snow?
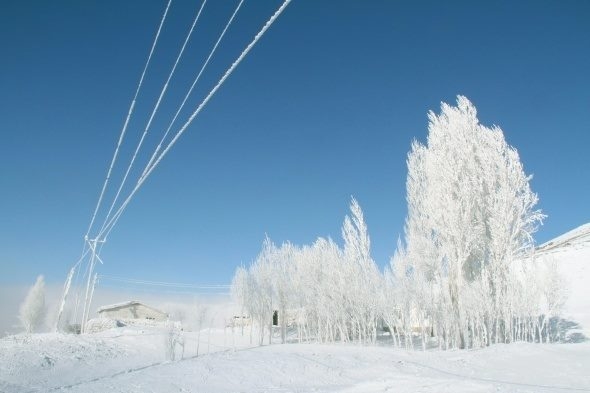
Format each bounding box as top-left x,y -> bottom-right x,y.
46,360 -> 163,391
44,344 -> 259,392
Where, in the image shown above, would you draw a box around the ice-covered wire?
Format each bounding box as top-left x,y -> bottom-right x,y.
85,0 -> 172,240
98,282 -> 231,296
142,0 -> 244,179
142,0 -> 293,181
98,0 -> 292,241
98,0 -> 207,237
99,274 -> 230,288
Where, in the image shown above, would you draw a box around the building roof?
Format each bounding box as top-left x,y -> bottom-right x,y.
97,300 -> 167,316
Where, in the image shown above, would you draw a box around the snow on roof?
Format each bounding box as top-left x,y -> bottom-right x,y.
537,222 -> 590,254
97,300 -> 141,313
97,300 -> 166,315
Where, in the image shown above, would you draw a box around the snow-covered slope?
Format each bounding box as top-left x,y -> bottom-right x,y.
538,223 -> 590,253
537,223 -> 590,338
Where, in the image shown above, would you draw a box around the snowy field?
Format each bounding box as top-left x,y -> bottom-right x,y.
1,329 -> 589,393
1,225 -> 589,393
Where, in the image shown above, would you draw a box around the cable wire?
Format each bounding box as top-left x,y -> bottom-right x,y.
98,0 -> 292,241
85,0 -> 172,239
142,0 -> 244,179
99,274 -> 230,289
98,0 -> 207,237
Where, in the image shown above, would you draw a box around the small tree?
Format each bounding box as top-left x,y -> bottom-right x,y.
194,303 -> 209,356
19,275 -> 47,333
342,197 -> 380,344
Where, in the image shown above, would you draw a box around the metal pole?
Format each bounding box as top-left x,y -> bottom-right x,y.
81,238 -> 97,333
55,266 -> 75,332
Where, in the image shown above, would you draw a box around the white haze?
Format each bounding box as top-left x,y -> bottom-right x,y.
0,284 -> 232,337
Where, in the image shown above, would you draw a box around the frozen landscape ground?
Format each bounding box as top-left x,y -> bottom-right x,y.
1,224 -> 589,393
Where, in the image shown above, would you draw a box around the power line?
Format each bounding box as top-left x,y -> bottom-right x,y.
142,0 -> 244,179
97,275 -> 231,297
85,0 -> 173,240
98,0 -> 208,238
99,274 -> 230,289
97,282 -> 231,297
61,0 -> 292,333
98,0 -> 293,241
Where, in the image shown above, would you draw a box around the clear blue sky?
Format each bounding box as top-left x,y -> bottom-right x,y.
1,0 -> 589,286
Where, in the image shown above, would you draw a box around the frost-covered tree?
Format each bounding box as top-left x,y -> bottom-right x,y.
230,265 -> 249,337
193,303 -> 209,356
402,96 -> 546,348
230,97 -> 556,350
286,198 -> 379,344
247,237 -> 276,345
19,275 -> 47,333
230,197 -> 380,345
342,197 -> 380,344
271,241 -> 297,344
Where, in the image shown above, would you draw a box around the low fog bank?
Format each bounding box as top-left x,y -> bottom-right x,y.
0,283 -> 234,337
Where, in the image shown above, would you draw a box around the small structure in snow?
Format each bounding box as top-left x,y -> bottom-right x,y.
230,315 -> 251,327
97,301 -> 168,322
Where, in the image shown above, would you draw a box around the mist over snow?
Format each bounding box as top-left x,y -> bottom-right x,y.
0,284 -> 232,337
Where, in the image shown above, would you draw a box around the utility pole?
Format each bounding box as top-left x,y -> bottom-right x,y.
55,266 -> 75,332
81,237 -> 104,333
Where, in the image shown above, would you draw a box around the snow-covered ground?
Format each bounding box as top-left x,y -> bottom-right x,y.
1,224 -> 589,393
1,328 -> 589,393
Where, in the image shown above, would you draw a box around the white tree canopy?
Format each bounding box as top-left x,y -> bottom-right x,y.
231,96 -> 561,350
19,275 -> 47,334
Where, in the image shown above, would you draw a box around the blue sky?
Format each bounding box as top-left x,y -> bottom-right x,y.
1,0 -> 589,287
